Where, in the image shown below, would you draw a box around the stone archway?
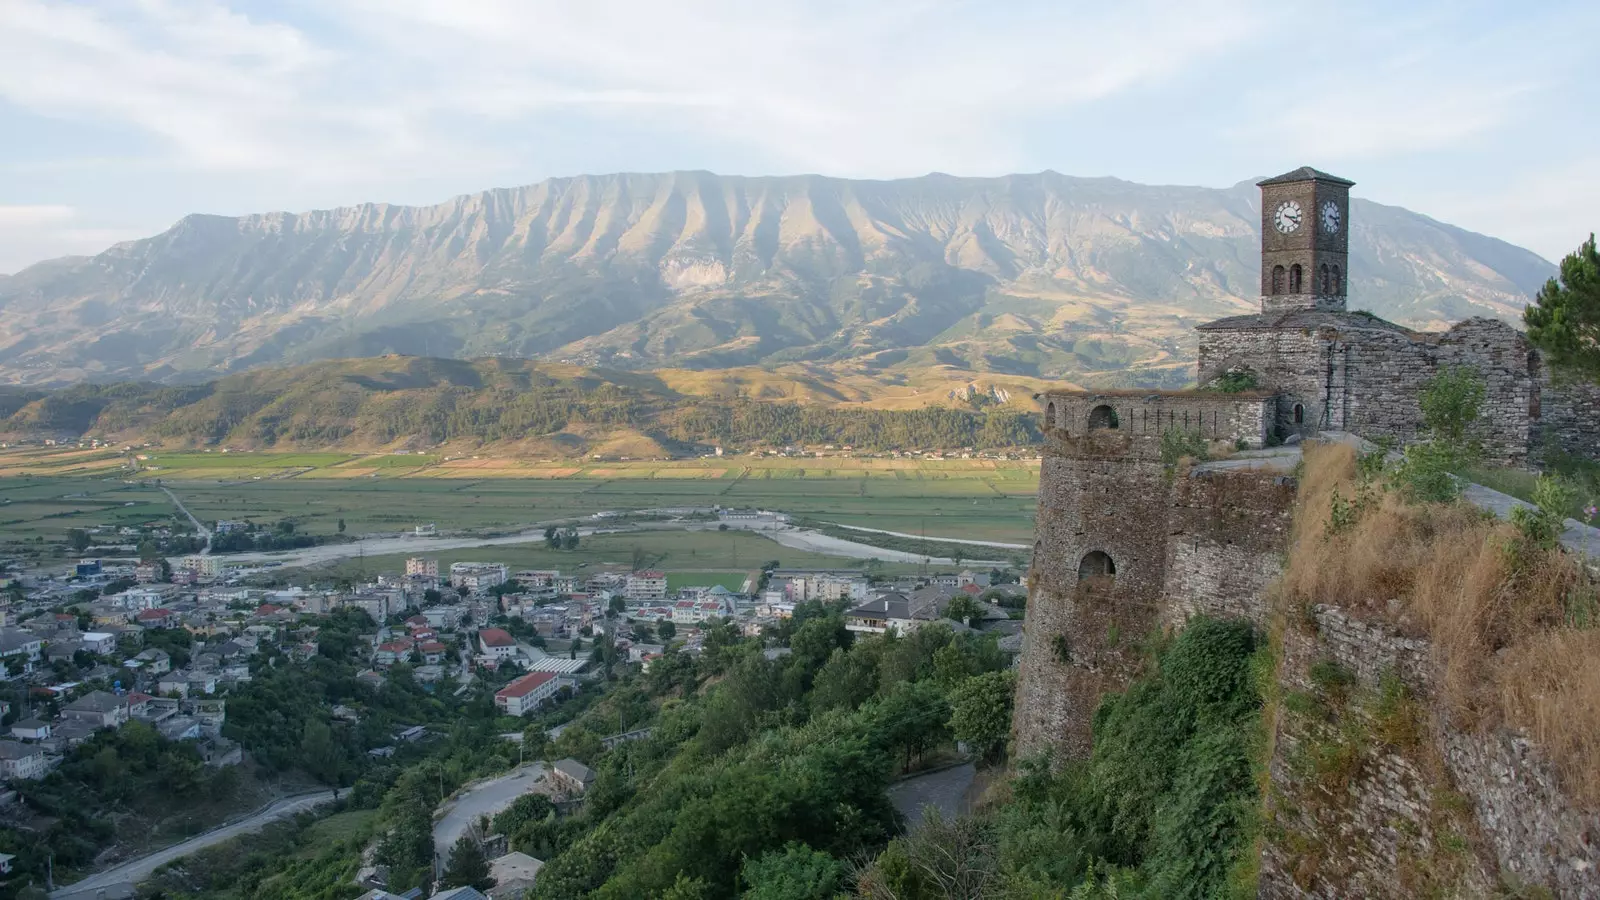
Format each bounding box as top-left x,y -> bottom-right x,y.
1088,405 -> 1119,431
1077,550 -> 1116,580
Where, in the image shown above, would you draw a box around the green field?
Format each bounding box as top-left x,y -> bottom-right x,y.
665,571 -> 750,592
0,448 -> 1040,571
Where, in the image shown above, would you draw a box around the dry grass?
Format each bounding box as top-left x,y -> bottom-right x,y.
1284,441 -> 1600,804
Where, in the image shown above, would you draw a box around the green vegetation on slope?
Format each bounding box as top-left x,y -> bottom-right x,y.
0,356 -> 1041,452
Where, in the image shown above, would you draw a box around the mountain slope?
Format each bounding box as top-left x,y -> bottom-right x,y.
0,355 -> 1044,454
0,171 -> 1551,386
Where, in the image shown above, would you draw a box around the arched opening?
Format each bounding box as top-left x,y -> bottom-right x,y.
1271,265 -> 1285,295
1045,401 -> 1056,428
1319,264 -> 1331,294
1087,405 -> 1119,430
1331,265 -> 1341,294
1293,403 -> 1305,425
1078,551 -> 1116,580
1289,264 -> 1303,293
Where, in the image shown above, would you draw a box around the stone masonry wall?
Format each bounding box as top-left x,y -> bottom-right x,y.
1260,605 -> 1600,899
1038,391 -> 1274,449
1161,468 -> 1297,629
1537,370 -> 1600,464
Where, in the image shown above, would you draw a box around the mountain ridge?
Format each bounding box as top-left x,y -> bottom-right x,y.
0,169 -> 1552,386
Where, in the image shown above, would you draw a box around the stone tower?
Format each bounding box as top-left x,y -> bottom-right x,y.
1258,167 -> 1353,313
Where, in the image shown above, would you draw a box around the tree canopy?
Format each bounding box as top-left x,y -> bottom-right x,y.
1525,233 -> 1600,383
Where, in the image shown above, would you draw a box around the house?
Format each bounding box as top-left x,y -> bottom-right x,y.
478,628 -> 517,659
187,672 -> 219,695
157,672 -> 192,698
62,690 -> 130,728
0,740 -> 47,780
375,639 -> 415,667
158,716 -> 201,741
422,606 -> 464,630
136,608 -> 180,629
430,888 -> 489,900
487,851 -> 544,899
625,571 -> 667,602
0,851 -> 13,874
844,590 -> 951,636
10,719 -> 50,742
548,758 -> 595,795
0,628 -> 43,674
46,718 -> 99,751
356,669 -> 387,690
80,631 -> 118,655
127,692 -> 157,719
180,555 -> 225,579
418,641 -> 447,664
134,561 -> 163,583
494,671 -> 559,716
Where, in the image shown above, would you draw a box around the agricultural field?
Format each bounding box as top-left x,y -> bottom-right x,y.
0,447 -> 1040,570
665,571 -> 750,592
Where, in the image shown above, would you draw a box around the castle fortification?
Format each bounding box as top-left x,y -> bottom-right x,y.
1013,167 -> 1600,897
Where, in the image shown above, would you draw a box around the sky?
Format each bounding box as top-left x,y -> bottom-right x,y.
1,0 -> 1596,274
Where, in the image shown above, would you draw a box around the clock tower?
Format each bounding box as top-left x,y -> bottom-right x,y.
1257,166 -> 1353,313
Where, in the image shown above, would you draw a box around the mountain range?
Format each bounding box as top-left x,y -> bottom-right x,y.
0,170 -> 1553,387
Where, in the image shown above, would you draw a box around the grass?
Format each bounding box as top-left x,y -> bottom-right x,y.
1458,463 -> 1598,523
665,571 -> 749,592
1285,442 -> 1600,804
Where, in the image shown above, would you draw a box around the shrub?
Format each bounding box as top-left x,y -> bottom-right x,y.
1206,369 -> 1260,394
1159,429 -> 1210,471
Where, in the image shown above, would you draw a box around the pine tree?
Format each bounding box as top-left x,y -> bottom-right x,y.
441,832 -> 494,889
1525,234 -> 1600,383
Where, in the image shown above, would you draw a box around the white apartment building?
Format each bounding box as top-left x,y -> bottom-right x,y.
626,570 -> 667,602
450,562 -> 509,593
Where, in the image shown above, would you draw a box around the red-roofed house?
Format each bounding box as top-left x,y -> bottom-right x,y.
494,671 -> 559,716
478,628 -> 517,659
418,641 -> 447,664
374,638 -> 414,667
254,604 -> 283,617
136,608 -> 180,629
405,615 -> 430,630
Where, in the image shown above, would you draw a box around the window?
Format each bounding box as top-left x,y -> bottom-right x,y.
1293,403 -> 1305,425
1078,551 -> 1116,580
1320,264 -> 1331,294
1046,401 -> 1056,428
1332,265 -> 1341,294
1088,405 -> 1119,430
1271,265 -> 1285,294
1289,264 -> 1303,293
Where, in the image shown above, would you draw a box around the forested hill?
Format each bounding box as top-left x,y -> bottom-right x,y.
0,356 -> 1040,454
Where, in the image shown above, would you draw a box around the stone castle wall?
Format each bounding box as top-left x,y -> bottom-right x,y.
1161,468 -> 1297,628
1260,605 -> 1600,899
1537,370 -> 1600,464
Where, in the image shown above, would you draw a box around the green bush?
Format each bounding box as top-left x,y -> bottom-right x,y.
1159,429 -> 1210,471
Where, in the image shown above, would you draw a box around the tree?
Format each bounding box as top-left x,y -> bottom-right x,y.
66,529 -> 91,552
1525,234 -> 1600,382
561,528 -> 580,550
441,832 -> 494,890
658,620 -> 677,640
456,584 -> 471,599
943,595 -> 985,628
545,525 -> 560,549
337,518 -> 346,533
741,842 -> 847,900
424,588 -> 442,605
948,670 -> 1016,762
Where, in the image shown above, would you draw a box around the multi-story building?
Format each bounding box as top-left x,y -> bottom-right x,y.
405,557 -> 439,579
494,671 -> 560,716
450,562 -> 508,593
478,628 -> 518,660
626,570 -> 667,603
0,740 -> 48,780
180,555 -> 226,579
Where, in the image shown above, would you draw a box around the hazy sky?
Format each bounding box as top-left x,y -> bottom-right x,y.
2,0 -> 1596,274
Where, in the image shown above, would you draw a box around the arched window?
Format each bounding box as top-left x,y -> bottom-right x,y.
1271,265 -> 1285,295
1289,264 -> 1303,293
1293,403 -> 1305,425
1319,264 -> 1331,294
1088,405 -> 1119,430
1331,265 -> 1341,294
1046,401 -> 1056,428
1078,551 -> 1116,580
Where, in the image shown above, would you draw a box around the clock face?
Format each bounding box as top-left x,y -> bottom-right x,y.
1320,201 -> 1340,233
1273,200 -> 1302,234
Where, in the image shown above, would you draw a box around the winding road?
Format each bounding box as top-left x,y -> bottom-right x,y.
51,790 -> 337,899
158,484 -> 211,554
434,764 -> 547,867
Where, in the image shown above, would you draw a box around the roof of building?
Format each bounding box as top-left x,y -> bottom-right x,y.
12,718 -> 49,730
632,570 -> 665,579
489,850 -> 545,885
1257,166 -> 1355,186
478,627 -> 515,647
553,757 -> 595,784
0,740 -> 42,760
1194,309 -> 1411,334
64,690 -> 126,714
418,641 -> 446,652
496,671 -> 557,699
376,640 -> 413,653
428,888 -> 488,900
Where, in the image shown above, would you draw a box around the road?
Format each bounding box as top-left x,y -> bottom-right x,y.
434,764 -> 546,867
822,522 -> 1029,550
887,763 -> 976,830
51,790 -> 336,899
159,484 -> 211,553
